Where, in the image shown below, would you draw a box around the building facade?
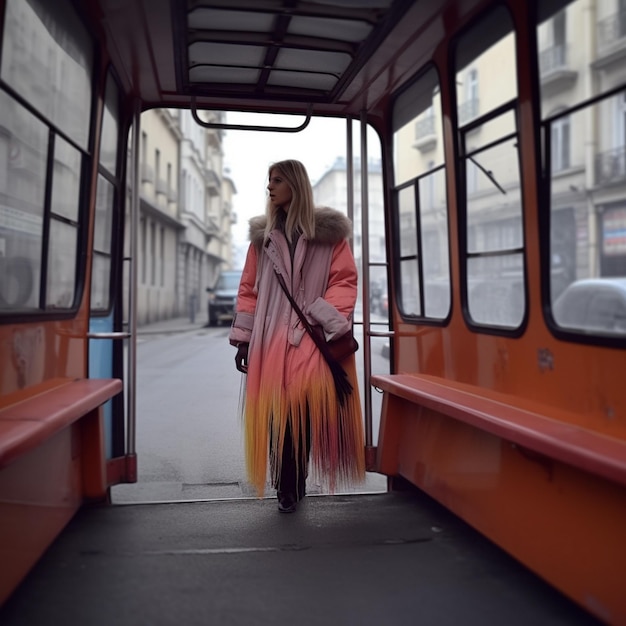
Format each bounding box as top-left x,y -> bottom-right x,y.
313,156 -> 387,294
129,109 -> 236,325
390,0 -> 626,324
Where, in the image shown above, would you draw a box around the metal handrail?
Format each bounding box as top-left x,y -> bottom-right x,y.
126,102 -> 140,458
191,98 -> 313,132
86,332 -> 132,339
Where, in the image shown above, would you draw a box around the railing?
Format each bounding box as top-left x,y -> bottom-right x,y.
597,10 -> 626,54
155,178 -> 168,195
140,162 -> 154,184
539,43 -> 568,75
458,98 -> 479,125
415,114 -> 435,140
595,146 -> 626,186
205,168 -> 221,195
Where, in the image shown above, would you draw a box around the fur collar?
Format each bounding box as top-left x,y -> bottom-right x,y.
249,207 -> 352,248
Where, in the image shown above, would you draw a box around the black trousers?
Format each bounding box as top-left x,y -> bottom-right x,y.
275,418 -> 311,500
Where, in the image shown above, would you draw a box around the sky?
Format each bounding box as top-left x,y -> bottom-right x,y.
221,112 -> 351,248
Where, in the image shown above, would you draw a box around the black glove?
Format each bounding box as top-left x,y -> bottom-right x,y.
235,343 -> 249,373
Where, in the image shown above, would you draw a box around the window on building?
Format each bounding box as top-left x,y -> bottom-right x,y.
150,221 -> 156,286
553,11 -> 566,66
140,217 -> 146,284
551,114 -> 570,172
160,226 -> 165,287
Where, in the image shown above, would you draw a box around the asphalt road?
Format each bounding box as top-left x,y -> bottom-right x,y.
112,323 -> 389,503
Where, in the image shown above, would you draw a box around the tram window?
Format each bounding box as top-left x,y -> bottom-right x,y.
539,0 -> 626,338
0,91 -> 46,311
100,75 -> 120,176
91,73 -> 121,314
0,0 -> 93,150
91,175 -> 115,311
0,0 -> 95,315
455,7 -> 526,330
392,66 -> 450,320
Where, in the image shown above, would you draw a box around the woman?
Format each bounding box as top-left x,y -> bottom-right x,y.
229,159 -> 365,513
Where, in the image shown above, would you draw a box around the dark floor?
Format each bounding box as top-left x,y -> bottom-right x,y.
0,490 -> 602,626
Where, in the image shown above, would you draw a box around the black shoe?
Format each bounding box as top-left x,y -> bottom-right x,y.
277,492 -> 297,513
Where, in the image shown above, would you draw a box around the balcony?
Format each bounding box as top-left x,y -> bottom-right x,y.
155,178 -> 168,196
539,44 -> 577,94
458,98 -> 479,125
205,215 -> 220,237
141,162 -> 154,184
205,168 -> 221,197
167,187 -> 178,204
413,114 -> 437,153
595,11 -> 626,69
594,146 -> 626,186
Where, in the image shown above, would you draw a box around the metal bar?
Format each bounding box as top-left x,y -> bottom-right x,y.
191,98 -> 312,132
126,102 -> 140,457
346,119 -> 354,239
359,111 -> 373,449
86,332 -> 132,339
369,330 -> 396,338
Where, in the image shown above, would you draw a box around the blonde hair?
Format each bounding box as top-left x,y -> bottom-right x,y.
264,159 -> 316,243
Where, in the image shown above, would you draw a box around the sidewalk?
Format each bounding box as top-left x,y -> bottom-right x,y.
136,315 -> 210,335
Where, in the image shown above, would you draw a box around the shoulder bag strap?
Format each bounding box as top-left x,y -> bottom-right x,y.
273,267 -> 353,404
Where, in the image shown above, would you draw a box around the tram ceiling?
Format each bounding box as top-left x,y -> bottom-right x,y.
91,0 -> 450,116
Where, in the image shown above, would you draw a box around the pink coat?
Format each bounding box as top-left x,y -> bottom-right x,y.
229,207 -> 365,495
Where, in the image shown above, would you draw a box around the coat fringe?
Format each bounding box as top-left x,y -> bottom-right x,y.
243,356 -> 365,496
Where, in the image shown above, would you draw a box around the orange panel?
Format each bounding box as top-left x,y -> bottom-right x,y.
0,428 -> 82,605
379,397 -> 626,624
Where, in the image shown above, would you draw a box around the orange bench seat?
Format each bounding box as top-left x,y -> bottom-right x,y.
371,373 -> 626,488
0,378 -> 123,469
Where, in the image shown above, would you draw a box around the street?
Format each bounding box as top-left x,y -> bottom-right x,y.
112,323 -> 389,503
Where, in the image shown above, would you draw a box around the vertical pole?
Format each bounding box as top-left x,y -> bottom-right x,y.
346,120 -> 354,231
359,111 -> 373,457
126,101 -> 140,478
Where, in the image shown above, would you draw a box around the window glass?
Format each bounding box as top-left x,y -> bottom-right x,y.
91,254 -> 111,311
0,91 -> 47,310
456,7 -> 525,329
93,175 -> 114,254
397,186 -> 416,257
51,136 -> 81,222
91,175 -> 115,311
100,74 -> 120,174
90,72 -> 122,315
393,67 -> 443,185
455,6 -> 517,125
46,219 -> 77,308
1,0 -> 93,149
539,0 -> 626,337
392,67 -> 450,320
420,169 -> 450,317
400,258 -> 420,316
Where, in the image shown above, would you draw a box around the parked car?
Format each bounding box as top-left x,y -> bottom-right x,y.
206,270 -> 243,326
552,278 -> 626,335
